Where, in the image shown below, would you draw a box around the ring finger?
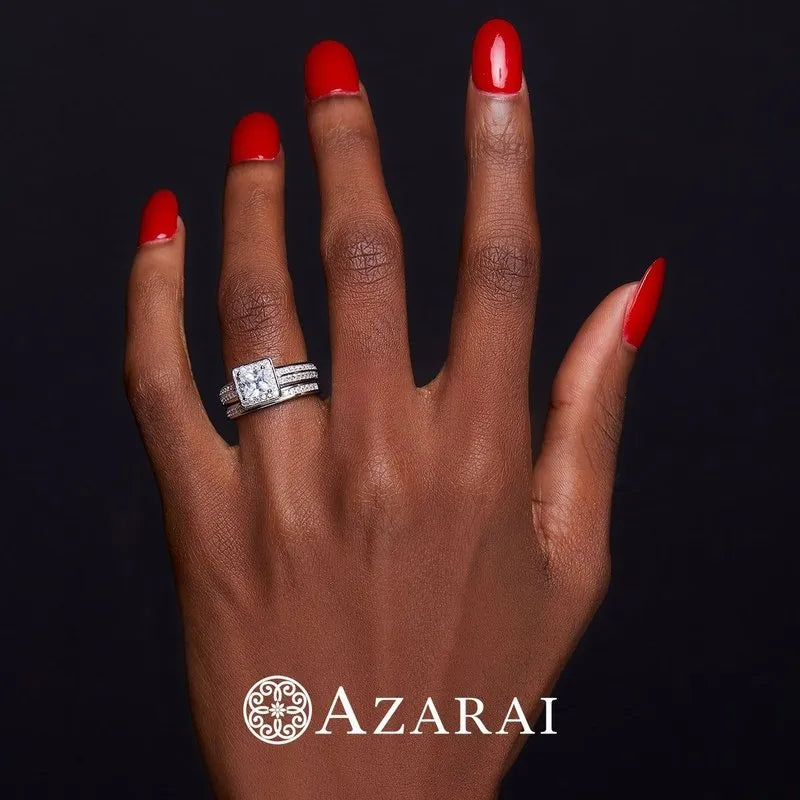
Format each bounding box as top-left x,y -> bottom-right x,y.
218,112 -> 322,460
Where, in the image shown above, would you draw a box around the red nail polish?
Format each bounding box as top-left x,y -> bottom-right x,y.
139,189 -> 178,246
230,112 -> 280,164
305,40 -> 360,101
623,257 -> 666,348
472,19 -> 523,94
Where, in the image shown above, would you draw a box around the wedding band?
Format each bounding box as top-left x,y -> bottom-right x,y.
225,382 -> 319,419
219,358 -> 319,419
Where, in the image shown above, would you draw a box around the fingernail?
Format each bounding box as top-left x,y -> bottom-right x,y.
230,112 -> 280,164
305,40 -> 360,101
472,19 -> 523,94
139,189 -> 178,246
623,257 -> 667,348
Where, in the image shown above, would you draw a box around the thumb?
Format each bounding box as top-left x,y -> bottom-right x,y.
532,257 -> 665,579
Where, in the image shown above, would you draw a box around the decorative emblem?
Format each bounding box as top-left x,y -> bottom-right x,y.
243,675 -> 312,744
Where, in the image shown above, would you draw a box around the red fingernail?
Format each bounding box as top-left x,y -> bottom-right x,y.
623,257 -> 666,348
305,40 -> 360,101
230,112 -> 280,164
138,189 -> 178,246
472,19 -> 523,94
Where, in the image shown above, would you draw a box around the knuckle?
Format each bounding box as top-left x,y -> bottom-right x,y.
323,215 -> 402,290
346,446 -> 407,523
533,486 -> 586,545
223,184 -> 282,255
463,230 -> 539,302
448,429 -> 509,501
548,374 -> 579,417
274,499 -> 326,543
219,276 -> 293,349
239,181 -> 280,218
532,489 -> 611,602
573,384 -> 626,481
314,121 -> 376,159
129,269 -> 182,323
470,119 -> 532,169
125,362 -> 185,420
588,389 -> 626,468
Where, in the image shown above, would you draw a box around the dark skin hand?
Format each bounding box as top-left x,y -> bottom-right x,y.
125,23 -> 664,800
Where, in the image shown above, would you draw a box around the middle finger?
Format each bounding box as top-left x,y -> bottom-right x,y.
305,41 -> 414,423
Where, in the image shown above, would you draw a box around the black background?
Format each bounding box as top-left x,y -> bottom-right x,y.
1,0 -> 797,796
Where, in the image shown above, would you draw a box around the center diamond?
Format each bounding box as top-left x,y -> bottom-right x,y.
232,358 -> 280,408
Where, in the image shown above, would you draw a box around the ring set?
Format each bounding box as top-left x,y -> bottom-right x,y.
219,357 -> 319,419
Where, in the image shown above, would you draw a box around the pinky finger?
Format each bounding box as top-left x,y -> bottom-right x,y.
125,190 -> 227,489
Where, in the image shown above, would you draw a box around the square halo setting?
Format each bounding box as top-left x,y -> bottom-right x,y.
232,358 -> 280,409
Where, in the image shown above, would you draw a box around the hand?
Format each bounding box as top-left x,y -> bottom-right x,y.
125,22 -> 664,800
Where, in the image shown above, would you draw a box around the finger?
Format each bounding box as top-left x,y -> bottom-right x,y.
445,19 -> 539,416
305,40 -> 413,417
532,258 -> 666,580
125,190 -> 227,489
218,113 -> 320,448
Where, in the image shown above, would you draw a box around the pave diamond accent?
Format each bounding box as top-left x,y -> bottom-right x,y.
275,363 -> 314,376
232,359 -> 280,409
219,384 -> 238,404
282,369 -> 317,384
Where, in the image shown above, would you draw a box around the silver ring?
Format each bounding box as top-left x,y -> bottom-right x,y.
219,358 -> 319,419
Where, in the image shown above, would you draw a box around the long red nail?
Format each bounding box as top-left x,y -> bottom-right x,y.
139,189 -> 178,246
623,257 -> 666,348
230,112 -> 280,164
305,40 -> 360,101
472,19 -> 523,94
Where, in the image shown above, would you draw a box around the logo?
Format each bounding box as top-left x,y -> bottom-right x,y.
243,676 -> 557,744
243,675 -> 313,744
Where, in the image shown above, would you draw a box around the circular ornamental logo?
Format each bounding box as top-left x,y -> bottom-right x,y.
243,675 -> 312,744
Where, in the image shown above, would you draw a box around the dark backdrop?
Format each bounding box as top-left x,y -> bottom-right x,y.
1,0 -> 796,796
